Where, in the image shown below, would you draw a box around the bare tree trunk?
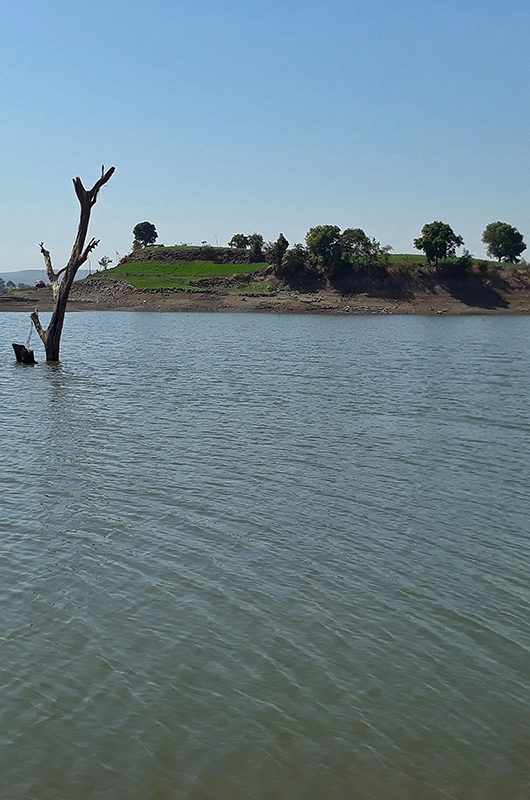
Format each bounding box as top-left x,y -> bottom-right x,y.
30,166 -> 115,362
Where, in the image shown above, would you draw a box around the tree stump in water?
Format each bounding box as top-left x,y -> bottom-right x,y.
27,166 -> 115,362
12,343 -> 36,364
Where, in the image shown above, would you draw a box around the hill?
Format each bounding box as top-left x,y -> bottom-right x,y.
87,247 -> 519,296
4,246 -> 530,316
120,244 -> 254,266
91,246 -> 268,293
0,269 -> 89,285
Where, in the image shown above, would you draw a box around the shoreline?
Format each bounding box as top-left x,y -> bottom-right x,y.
2,280 -> 530,315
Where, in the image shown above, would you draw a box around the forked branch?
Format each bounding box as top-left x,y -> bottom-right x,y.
80,237 -> 101,266
69,166 -> 115,271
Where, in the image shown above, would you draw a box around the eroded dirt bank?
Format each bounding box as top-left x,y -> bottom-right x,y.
2,273 -> 530,315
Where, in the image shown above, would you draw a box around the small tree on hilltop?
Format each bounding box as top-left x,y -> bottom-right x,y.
98,255 -> 113,270
133,221 -> 158,247
413,221 -> 464,265
228,233 -> 249,249
482,221 -> 527,263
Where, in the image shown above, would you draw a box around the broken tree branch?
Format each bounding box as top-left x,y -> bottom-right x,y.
88,166 -> 115,205
39,242 -> 57,284
79,237 -> 101,266
30,309 -> 48,345
68,166 -> 114,271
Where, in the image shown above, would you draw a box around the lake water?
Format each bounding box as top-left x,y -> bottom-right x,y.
1,311 -> 529,800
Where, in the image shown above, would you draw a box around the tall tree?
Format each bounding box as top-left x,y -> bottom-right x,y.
482,221 -> 526,263
133,221 -> 158,247
25,166 -> 115,363
413,221 -> 463,265
305,225 -> 342,272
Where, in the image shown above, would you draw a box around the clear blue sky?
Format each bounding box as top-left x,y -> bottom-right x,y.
1,0 -> 529,270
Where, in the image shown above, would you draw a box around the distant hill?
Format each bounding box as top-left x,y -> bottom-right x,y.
0,269 -> 89,285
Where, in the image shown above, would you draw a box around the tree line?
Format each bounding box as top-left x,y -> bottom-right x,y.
0,278 -> 32,293
132,218 -> 527,286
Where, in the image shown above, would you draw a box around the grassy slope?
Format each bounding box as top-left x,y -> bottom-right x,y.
91,248 -> 514,294
389,253 -> 428,264
389,253 -> 502,267
95,259 -> 268,292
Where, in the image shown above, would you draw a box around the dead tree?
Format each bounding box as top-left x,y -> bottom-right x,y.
27,166 -> 115,362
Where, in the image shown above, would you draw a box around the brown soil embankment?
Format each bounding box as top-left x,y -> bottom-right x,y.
2,269 -> 530,315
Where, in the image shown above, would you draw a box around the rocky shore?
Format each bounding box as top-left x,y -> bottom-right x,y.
2,274 -> 530,315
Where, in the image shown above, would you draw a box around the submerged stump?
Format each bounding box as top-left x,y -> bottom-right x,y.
12,343 -> 36,364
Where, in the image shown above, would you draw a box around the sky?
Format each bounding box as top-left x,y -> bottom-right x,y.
1,0 -> 529,270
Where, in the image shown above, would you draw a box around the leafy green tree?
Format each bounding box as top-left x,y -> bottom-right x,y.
340,227 -> 369,260
133,221 -> 158,247
482,221 -> 527,263
248,233 -> 264,261
266,233 -> 289,267
228,233 -> 249,249
277,245 -> 312,285
341,228 -> 392,268
413,221 -> 464,264
305,225 -> 342,272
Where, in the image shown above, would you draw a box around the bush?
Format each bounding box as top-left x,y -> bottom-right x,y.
276,245 -> 315,286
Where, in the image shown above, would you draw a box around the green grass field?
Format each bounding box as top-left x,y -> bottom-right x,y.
92,249 -> 516,295
389,253 -> 503,268
389,253 -> 428,264
96,259 -> 266,291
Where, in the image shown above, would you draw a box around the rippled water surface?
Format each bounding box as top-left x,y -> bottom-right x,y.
1,312 -> 529,800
